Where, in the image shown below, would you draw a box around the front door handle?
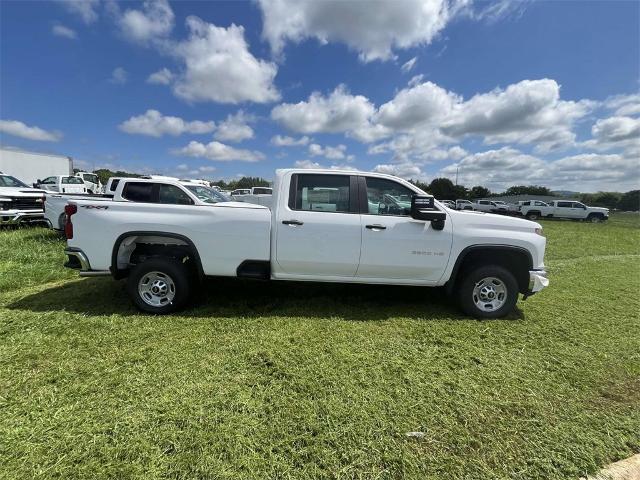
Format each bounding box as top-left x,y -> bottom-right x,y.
282,219 -> 304,226
365,224 -> 386,230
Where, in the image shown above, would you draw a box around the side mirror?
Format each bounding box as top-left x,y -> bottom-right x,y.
411,195 -> 446,230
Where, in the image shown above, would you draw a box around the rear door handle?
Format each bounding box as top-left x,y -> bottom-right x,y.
365,224 -> 386,230
282,219 -> 304,226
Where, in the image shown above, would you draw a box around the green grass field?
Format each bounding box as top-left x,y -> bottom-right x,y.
1,214 -> 639,479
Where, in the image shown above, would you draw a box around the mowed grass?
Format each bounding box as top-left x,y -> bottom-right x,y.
0,215 -> 638,479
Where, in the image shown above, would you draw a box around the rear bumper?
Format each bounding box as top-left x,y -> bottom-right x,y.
525,269 -> 549,298
64,247 -> 110,277
0,210 -> 45,225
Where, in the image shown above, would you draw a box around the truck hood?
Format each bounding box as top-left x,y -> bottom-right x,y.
588,206 -> 609,213
453,209 -> 541,231
0,187 -> 46,197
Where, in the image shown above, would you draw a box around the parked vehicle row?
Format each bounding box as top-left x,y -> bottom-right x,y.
61,168 -> 549,319
519,200 -> 609,222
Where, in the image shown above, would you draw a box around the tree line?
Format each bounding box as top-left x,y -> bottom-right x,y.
87,168 -> 639,211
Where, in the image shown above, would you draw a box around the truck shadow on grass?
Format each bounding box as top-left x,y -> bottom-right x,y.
7,276 -> 525,321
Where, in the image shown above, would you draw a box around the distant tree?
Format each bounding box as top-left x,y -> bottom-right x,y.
580,192 -> 621,209
469,185 -> 491,199
408,179 -> 430,192
93,168 -> 141,185
617,190 -> 640,211
427,177 -> 468,200
502,185 -> 552,196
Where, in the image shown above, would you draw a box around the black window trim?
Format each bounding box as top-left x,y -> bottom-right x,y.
287,173 -> 359,214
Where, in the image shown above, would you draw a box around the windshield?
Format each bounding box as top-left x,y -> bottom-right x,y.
186,185 -> 230,203
0,175 -> 28,187
82,174 -> 99,184
62,176 -> 84,184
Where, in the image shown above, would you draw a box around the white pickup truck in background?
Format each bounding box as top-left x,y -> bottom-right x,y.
473,200 -> 510,214
35,175 -> 87,194
62,169 -> 549,319
45,177 -> 230,231
519,200 -> 609,222
0,173 -> 46,225
231,186 -> 273,208
75,172 -> 103,194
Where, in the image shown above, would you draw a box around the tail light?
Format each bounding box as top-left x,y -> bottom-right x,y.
42,195 -> 46,213
64,204 -> 77,239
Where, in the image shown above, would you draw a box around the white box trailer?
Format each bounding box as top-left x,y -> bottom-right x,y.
0,147 -> 73,187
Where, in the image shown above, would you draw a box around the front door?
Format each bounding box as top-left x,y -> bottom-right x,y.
275,173 -> 361,277
356,176 -> 453,282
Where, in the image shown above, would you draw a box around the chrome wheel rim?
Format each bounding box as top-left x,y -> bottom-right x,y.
138,271 -> 176,307
473,276 -> 507,312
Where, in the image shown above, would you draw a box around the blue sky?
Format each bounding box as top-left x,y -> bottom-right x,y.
1,0 -> 638,192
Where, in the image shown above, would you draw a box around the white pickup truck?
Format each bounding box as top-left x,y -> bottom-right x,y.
0,173 -> 46,225
45,178 -> 229,231
62,169 -> 549,318
473,200 -> 510,214
519,200 -> 609,222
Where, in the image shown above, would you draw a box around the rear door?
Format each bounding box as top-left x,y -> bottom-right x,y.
275,173 -> 361,277
555,201 -> 578,218
356,176 -> 452,282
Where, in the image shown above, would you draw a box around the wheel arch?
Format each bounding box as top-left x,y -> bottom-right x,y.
111,231 -> 204,280
446,245 -> 533,294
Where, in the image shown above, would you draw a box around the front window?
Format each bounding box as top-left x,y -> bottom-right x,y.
158,185 -> 194,205
62,176 -> 84,184
0,175 -> 28,187
185,185 -> 230,204
41,177 -> 56,185
573,202 -> 586,209
292,174 -> 351,213
365,177 -> 414,216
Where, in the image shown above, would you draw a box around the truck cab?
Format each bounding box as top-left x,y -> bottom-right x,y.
36,175 -> 87,194
75,172 -> 103,194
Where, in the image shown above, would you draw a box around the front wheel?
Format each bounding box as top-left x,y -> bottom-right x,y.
587,214 -> 604,223
127,258 -> 192,314
458,265 -> 519,319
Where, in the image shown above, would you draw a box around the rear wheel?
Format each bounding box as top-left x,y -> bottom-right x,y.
127,258 -> 191,314
458,265 -> 519,319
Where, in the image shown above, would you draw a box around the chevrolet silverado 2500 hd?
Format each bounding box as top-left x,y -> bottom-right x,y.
63,169 -> 549,318
0,173 -> 46,225
519,200 -> 609,222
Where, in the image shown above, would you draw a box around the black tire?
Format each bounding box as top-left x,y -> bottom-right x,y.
127,257 -> 192,314
525,211 -> 540,220
587,213 -> 603,223
458,265 -> 519,319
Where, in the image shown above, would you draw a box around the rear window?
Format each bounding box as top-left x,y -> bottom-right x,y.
253,187 -> 272,195
557,201 -> 572,208
122,182 -> 154,203
62,177 -> 84,184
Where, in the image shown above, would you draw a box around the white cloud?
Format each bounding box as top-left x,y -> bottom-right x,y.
119,110 -> 215,137
271,85 -> 375,134
376,81 -> 458,130
308,143 -> 348,160
109,67 -> 128,84
214,111 -> 254,143
0,120 -> 62,142
443,79 -> 593,152
294,159 -> 356,171
114,0 -> 174,44
52,24 -> 77,39
174,140 -> 264,162
147,68 -> 174,85
583,115 -> 640,156
58,0 -> 99,24
373,162 -> 425,179
258,0 -> 461,62
401,56 -> 418,73
270,135 -> 310,146
604,93 -> 640,117
169,16 -> 280,104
